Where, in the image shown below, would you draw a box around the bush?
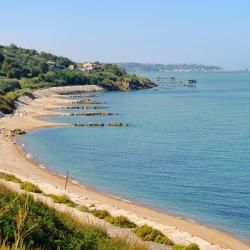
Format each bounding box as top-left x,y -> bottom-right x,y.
20,182 -> 42,193
172,243 -> 200,250
0,78 -> 20,94
91,209 -> 111,219
134,224 -> 173,245
49,194 -> 76,207
0,172 -> 22,183
78,205 -> 90,212
105,216 -> 136,228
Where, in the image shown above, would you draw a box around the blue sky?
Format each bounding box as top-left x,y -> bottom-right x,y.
1,0 -> 250,69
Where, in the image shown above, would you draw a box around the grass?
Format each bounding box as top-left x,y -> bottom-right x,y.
20,182 -> 42,193
48,194 -> 76,207
0,172 -> 22,183
134,224 -> 173,245
0,184 -> 149,250
91,209 -> 111,219
105,216 -> 137,228
172,243 -> 200,250
78,205 -> 90,212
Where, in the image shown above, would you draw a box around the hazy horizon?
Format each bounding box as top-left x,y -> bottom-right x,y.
1,0 -> 250,70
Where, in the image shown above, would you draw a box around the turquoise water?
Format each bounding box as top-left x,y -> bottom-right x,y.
19,72 -> 250,241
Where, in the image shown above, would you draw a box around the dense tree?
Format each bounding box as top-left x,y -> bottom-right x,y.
0,44 -> 154,114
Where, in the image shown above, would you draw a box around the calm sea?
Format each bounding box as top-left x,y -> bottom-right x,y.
19,72 -> 250,241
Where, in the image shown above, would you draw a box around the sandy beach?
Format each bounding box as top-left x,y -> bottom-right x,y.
0,85 -> 249,250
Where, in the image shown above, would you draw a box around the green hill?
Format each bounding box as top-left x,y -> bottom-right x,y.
0,44 -> 155,114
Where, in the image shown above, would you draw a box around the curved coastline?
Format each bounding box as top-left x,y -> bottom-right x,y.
0,87 -> 249,250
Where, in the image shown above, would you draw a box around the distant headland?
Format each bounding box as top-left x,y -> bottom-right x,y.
116,62 -> 223,72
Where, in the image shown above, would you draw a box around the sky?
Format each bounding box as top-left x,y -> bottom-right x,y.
1,0 -> 250,70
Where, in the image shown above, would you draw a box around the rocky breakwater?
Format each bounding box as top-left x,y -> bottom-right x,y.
66,106 -> 109,110
66,94 -> 98,98
69,112 -> 118,116
74,122 -> 128,127
62,95 -> 129,127
71,99 -> 104,105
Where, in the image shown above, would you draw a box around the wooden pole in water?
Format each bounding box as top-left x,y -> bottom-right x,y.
65,171 -> 69,190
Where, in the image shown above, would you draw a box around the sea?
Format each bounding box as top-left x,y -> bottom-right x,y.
19,71 -> 250,241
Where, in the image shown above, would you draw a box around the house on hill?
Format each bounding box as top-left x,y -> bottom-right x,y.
47,60 -> 55,65
68,64 -> 76,70
79,62 -> 102,72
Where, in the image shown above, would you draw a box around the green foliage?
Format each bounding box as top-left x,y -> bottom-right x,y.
20,182 -> 42,193
48,194 -> 76,207
0,44 -> 73,79
172,243 -> 200,250
0,44 -> 154,114
0,88 -> 24,114
103,64 -> 127,77
0,184 -> 144,250
134,224 -> 173,245
91,209 -> 111,219
105,216 -> 136,228
0,95 -> 15,113
0,78 -> 20,94
0,172 -> 22,183
78,205 -> 90,212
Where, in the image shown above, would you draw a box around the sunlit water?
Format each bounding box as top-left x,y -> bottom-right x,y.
19,72 -> 250,241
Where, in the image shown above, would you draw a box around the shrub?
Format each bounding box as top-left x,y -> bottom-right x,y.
78,205 -> 90,213
105,216 -> 136,228
186,243 -> 200,250
0,172 -> 22,183
172,243 -> 200,250
91,209 -> 110,219
20,182 -> 42,193
0,78 -> 20,94
134,224 -> 173,245
49,194 -> 76,207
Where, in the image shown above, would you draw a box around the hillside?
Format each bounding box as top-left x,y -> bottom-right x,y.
116,63 -> 223,72
0,183 -> 147,250
0,44 -> 155,114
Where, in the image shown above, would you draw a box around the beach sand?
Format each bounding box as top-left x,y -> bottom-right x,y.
0,85 -> 249,250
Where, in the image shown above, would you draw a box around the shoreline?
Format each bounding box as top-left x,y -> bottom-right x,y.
0,86 -> 249,250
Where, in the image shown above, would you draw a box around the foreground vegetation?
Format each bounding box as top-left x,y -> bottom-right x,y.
0,44 -> 155,114
0,184 -> 149,250
0,172 -> 201,249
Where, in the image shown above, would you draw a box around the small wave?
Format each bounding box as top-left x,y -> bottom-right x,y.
26,153 -> 32,158
39,164 -> 46,169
